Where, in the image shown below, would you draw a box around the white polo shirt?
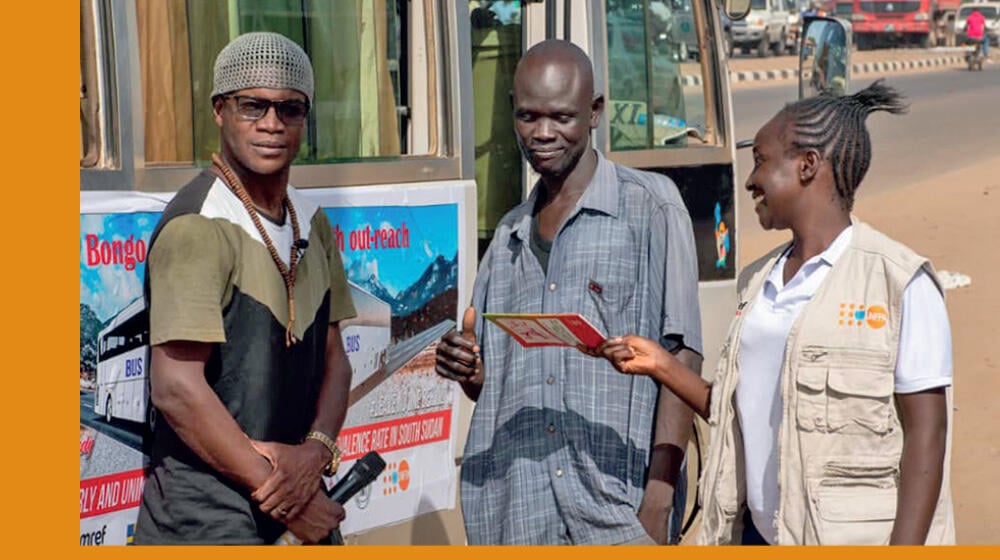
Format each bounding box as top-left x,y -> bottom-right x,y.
735,226 -> 953,544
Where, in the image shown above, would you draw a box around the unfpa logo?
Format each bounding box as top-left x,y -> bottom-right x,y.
382,459 -> 410,495
839,303 -> 888,329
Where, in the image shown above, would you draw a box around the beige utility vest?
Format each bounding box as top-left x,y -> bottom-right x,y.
697,221 -> 955,545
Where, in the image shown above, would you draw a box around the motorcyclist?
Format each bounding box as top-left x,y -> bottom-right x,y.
965,8 -> 989,60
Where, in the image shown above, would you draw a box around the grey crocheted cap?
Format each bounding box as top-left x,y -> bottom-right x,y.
211,32 -> 314,103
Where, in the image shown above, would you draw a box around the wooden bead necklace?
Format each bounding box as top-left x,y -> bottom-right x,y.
211,153 -> 302,346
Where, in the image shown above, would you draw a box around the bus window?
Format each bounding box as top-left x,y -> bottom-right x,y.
605,0 -> 709,151
469,1 -> 524,256
135,0 -> 427,167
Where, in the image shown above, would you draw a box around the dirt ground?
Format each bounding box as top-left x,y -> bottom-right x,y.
739,155 -> 1000,544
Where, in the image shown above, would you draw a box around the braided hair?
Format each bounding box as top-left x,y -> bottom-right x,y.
780,79 -> 908,211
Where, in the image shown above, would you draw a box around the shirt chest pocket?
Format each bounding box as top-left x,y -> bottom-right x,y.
795,347 -> 896,435
584,276 -> 634,338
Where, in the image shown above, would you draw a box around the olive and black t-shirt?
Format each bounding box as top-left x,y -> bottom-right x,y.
135,171 -> 355,544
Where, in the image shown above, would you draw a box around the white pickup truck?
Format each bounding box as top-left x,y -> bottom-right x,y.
729,0 -> 794,57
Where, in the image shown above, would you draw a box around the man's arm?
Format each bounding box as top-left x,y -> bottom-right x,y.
252,323 -> 353,520
637,192 -> 703,543
313,322 -> 353,443
150,341 -> 272,491
638,347 -> 701,544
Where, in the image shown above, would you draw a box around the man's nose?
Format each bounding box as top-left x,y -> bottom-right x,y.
533,118 -> 556,140
256,105 -> 285,130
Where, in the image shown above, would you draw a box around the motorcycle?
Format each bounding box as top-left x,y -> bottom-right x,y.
966,40 -> 986,72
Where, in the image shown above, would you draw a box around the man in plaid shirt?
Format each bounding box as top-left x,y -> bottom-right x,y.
436,39 -> 702,545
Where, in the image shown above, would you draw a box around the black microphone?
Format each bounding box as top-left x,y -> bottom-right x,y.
327,451 -> 386,503
293,238 -> 309,258
274,451 -> 386,545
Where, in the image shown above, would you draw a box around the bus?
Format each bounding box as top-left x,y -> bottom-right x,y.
847,0 -> 963,49
80,0 -> 847,545
93,297 -> 149,425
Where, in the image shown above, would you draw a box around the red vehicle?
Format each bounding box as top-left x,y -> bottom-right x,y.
849,0 -> 962,49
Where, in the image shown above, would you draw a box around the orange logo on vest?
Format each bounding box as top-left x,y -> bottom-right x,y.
866,305 -> 888,329
838,302 -> 888,329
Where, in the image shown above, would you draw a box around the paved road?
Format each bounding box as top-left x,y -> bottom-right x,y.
80,390 -> 144,453
732,64 -> 1000,239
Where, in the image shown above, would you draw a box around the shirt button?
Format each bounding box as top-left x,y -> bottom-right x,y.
546,424 -> 556,433
548,283 -> 557,291
555,468 -> 563,477
546,376 -> 555,385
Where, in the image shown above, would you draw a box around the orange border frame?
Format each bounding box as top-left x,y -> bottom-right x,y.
15,3 -> 991,559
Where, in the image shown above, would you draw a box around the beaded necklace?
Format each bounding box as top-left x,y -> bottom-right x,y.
211,153 -> 302,346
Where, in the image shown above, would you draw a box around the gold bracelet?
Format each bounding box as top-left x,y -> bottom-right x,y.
305,429 -> 341,476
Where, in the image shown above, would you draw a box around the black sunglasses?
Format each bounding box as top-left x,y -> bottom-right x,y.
224,95 -> 309,125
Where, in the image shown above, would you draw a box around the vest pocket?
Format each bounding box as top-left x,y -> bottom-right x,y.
795,347 -> 894,435
826,367 -> 894,434
807,457 -> 899,544
810,487 -> 896,544
794,365 -> 829,431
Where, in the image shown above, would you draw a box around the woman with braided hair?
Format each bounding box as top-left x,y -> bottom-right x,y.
583,80 -> 955,545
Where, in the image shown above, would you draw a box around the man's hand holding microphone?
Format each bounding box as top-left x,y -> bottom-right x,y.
272,451 -> 387,545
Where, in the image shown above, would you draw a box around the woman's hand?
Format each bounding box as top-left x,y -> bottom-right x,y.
583,334 -> 712,420
585,335 -> 673,377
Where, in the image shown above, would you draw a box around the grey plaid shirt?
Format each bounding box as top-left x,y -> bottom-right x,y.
461,151 -> 702,544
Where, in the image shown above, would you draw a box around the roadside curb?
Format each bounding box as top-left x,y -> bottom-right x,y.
681,55 -> 967,86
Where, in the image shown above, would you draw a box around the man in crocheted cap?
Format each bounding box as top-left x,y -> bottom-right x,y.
136,31 -> 356,545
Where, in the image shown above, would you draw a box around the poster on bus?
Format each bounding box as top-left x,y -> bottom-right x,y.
79,181 -> 471,544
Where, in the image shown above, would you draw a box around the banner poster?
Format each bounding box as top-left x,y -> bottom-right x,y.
79,181 -> 471,544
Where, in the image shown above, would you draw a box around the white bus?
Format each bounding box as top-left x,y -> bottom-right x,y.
342,282 -> 392,405
93,297 -> 149,425
80,0 -> 848,544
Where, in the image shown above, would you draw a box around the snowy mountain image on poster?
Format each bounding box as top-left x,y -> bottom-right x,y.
323,204 -> 460,441
324,204 -> 459,342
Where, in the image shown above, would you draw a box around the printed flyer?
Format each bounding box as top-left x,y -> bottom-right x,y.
79,181 -> 472,543
483,312 -> 606,348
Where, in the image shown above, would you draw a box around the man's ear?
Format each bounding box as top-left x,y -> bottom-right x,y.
212,97 -> 225,127
590,94 -> 605,128
800,148 -> 822,184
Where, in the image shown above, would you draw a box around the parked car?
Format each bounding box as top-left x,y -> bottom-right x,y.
730,0 -> 793,57
955,2 -> 1000,47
